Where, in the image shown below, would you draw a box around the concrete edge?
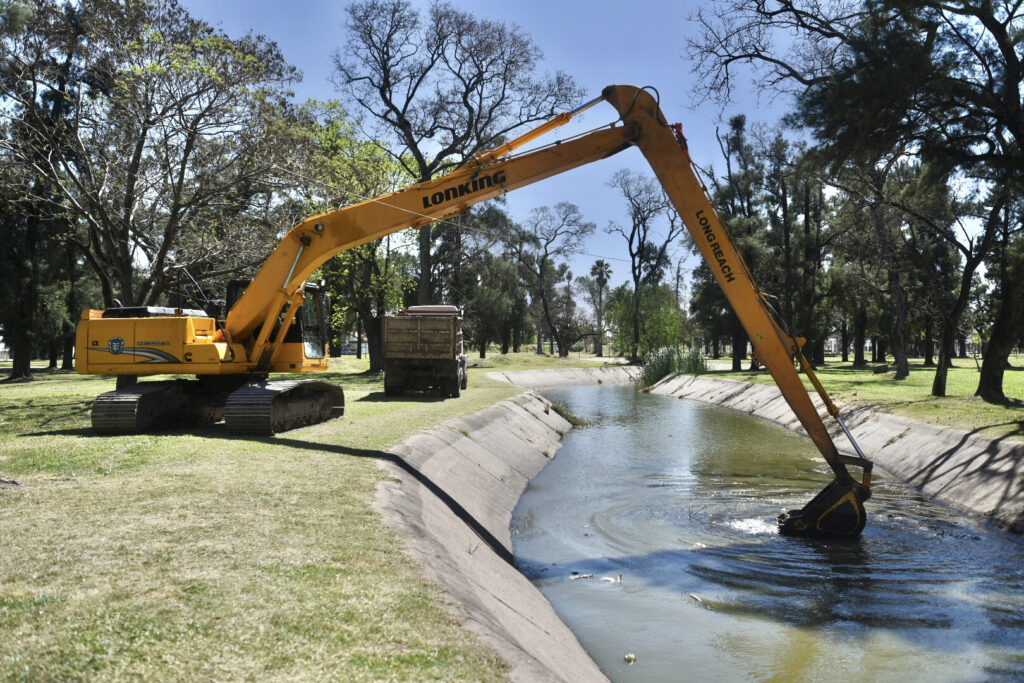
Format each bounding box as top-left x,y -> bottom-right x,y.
648,374 -> 1024,532
374,391 -> 607,682
487,366 -> 641,388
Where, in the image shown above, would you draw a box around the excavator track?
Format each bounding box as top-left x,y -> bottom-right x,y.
223,380 -> 345,435
91,381 -> 189,433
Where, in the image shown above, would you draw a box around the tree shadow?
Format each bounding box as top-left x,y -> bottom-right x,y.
899,420 -> 1024,521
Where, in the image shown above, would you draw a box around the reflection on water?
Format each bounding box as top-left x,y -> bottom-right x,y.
512,386 -> 1024,682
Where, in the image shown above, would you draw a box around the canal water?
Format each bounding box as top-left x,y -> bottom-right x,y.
512,386 -> 1024,682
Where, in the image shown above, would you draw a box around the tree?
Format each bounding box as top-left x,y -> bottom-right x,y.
693,115 -> 770,370
332,0 -> 583,304
577,259 -> 612,356
607,169 -> 685,361
976,204 -> 1024,402
689,0 -> 1024,397
435,204 -> 528,357
462,252 -> 524,357
278,99 -> 411,372
1,0 -> 298,309
0,1 -> 83,379
508,202 -> 595,357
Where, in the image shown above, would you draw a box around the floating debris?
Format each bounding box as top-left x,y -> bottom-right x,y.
624,653 -> 637,664
688,593 -> 703,603
601,573 -> 623,583
569,572 -> 594,580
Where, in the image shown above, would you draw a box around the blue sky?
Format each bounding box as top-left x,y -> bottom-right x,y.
180,0 -> 785,290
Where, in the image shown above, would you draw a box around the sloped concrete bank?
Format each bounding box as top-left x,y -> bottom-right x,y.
374,392 -> 606,682
649,374 -> 1024,532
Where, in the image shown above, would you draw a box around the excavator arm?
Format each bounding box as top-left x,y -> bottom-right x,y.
82,84 -> 872,535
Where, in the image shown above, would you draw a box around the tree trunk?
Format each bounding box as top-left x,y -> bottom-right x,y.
932,191 -> 1006,396
976,258 -> 1024,402
923,317 -> 935,367
364,315 -> 383,373
840,319 -> 849,363
631,291 -> 641,362
62,335 -> 75,371
932,317 -> 956,396
731,327 -> 746,372
5,333 -> 34,382
417,224 -> 432,305
813,335 -> 826,366
853,308 -> 866,367
355,316 -> 363,360
888,270 -> 911,379
500,322 -> 511,355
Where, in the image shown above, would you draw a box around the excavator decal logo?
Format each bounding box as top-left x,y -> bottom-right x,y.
421,170 -> 507,209
696,210 -> 736,283
100,337 -> 179,363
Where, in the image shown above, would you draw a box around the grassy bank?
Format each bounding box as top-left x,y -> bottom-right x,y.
710,357 -> 1024,442
0,353 -> 607,680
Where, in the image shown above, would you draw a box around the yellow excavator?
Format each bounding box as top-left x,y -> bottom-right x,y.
76,84 -> 873,538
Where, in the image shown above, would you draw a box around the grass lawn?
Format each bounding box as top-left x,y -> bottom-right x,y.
711,355 -> 1024,442
0,352 -> 611,680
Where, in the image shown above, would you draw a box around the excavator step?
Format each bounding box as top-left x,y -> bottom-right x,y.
223,380 -> 345,435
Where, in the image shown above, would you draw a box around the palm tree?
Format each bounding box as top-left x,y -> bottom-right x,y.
590,259 -> 612,356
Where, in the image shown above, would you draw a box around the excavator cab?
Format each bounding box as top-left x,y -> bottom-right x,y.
226,279 -> 331,365
284,284 -> 329,360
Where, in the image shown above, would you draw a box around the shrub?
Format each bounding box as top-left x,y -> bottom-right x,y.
638,347 -> 706,387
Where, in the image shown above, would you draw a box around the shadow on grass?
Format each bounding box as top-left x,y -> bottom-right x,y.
356,390 -> 446,403
204,430 -> 515,565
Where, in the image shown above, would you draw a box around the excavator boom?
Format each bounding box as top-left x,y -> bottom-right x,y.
76,84 -> 872,536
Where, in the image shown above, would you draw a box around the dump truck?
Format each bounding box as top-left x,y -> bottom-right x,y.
382,306 -> 467,398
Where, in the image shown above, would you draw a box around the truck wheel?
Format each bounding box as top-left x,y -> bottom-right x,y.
460,370 -> 467,391
450,375 -> 461,398
384,375 -> 402,396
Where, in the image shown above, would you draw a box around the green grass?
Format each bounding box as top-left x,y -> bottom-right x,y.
0,353 -> 587,681
5,350 -> 1016,678
468,350 -> 627,369
710,356 -> 1024,442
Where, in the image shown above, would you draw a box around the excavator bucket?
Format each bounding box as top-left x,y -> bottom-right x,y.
778,477 -> 872,538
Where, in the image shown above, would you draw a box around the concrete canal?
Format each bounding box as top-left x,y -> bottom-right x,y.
512,385 -> 1024,681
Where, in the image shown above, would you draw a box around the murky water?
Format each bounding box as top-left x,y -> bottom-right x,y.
512,386 -> 1024,682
